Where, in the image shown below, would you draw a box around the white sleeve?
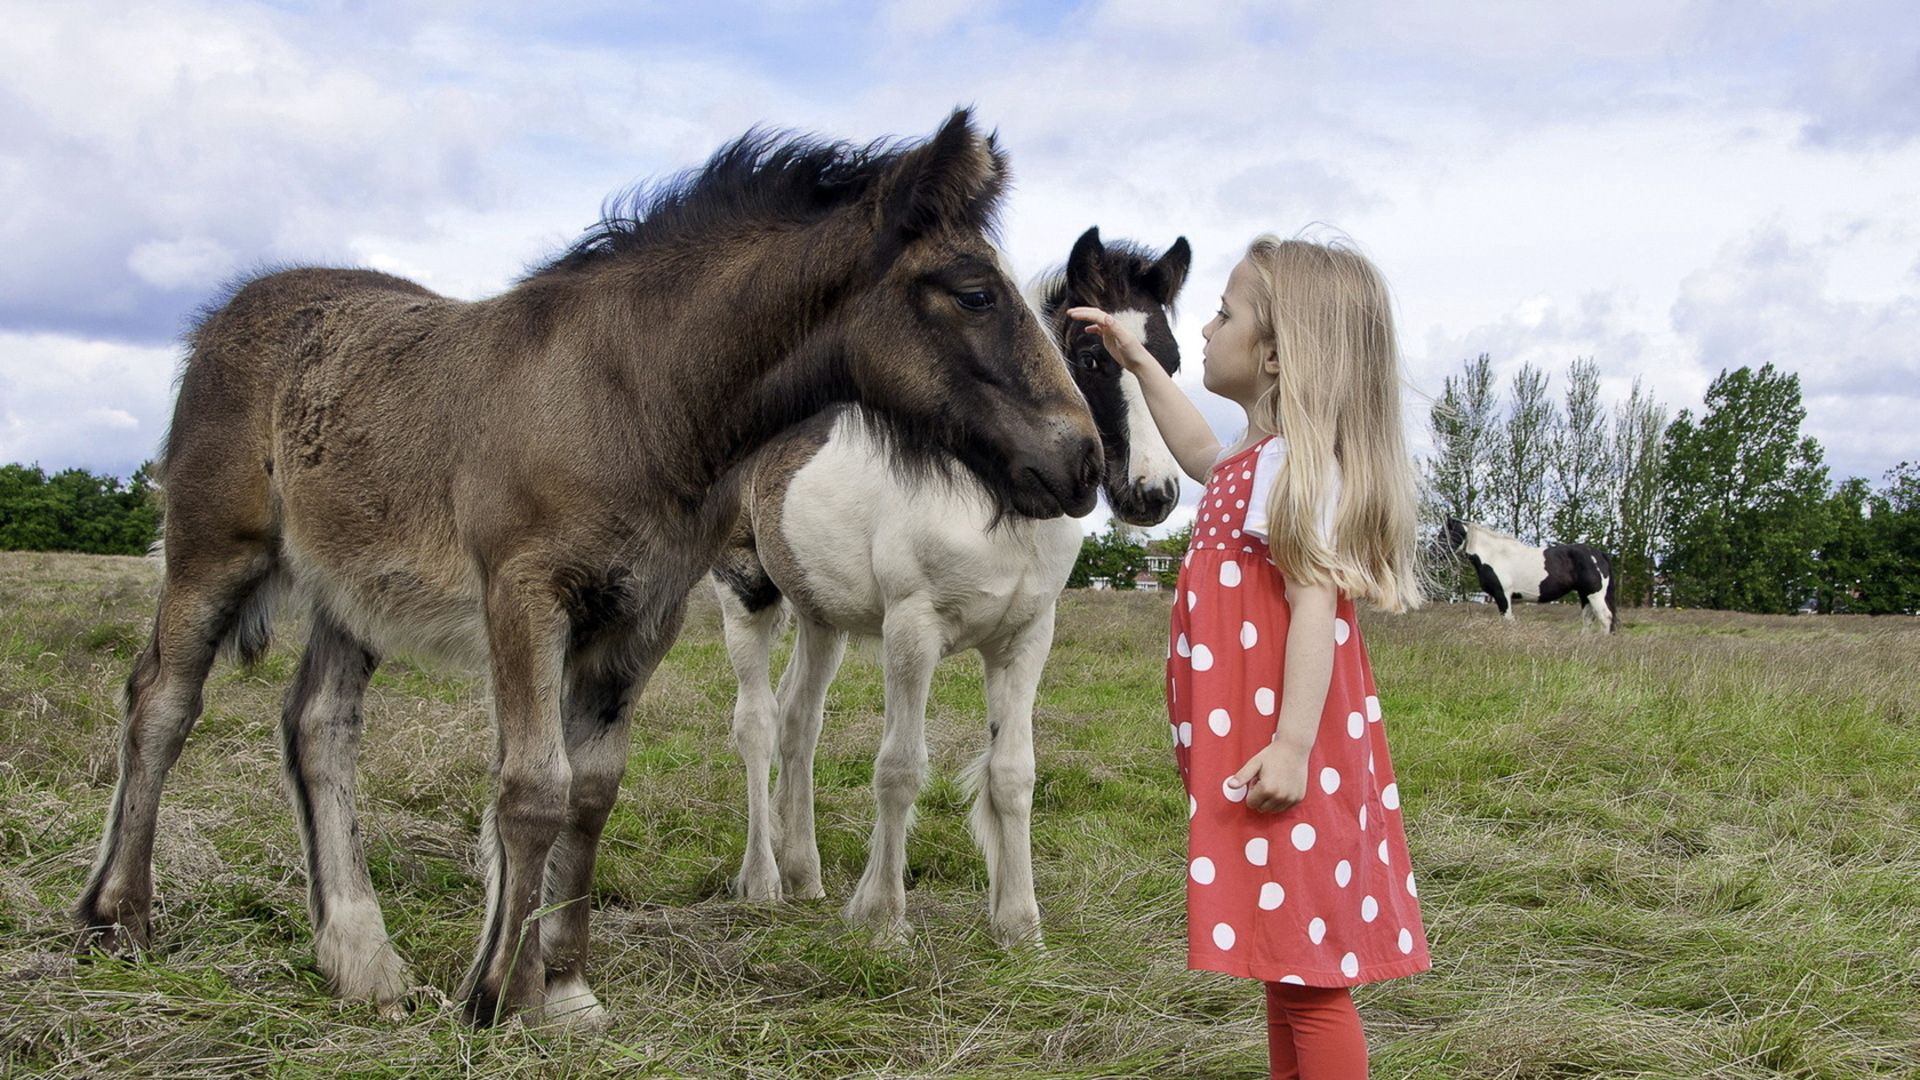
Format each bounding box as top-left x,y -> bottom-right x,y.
1242,439 -> 1340,545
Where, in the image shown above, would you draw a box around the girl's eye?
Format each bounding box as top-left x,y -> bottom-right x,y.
956,289 -> 994,311
1216,307 -> 1229,321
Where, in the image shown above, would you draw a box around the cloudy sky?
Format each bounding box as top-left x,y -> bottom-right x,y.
3,0 -> 1916,532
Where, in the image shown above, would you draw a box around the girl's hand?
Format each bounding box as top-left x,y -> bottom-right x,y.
1226,742 -> 1311,813
1066,306 -> 1154,373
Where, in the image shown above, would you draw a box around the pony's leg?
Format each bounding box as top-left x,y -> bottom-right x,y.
280,609 -> 407,1013
771,615 -> 847,900
971,606 -> 1054,948
716,585 -> 784,901
844,601 -> 940,942
458,573 -> 572,1026
536,640 -> 650,1030
75,548 -> 271,953
1587,588 -> 1614,635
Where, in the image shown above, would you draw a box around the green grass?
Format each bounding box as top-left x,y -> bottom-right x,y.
1,550 -> 1916,1078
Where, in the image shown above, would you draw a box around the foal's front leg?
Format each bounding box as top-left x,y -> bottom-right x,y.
843,601 -> 940,942
716,588 -> 784,901
535,639 -> 655,1030
972,606 -> 1054,948
458,574 -> 572,1026
771,614 -> 848,900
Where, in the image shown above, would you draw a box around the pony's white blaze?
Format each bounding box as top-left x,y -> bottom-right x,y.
1106,309 -> 1181,491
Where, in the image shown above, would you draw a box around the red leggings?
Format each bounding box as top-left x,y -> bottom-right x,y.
1264,981 -> 1369,1079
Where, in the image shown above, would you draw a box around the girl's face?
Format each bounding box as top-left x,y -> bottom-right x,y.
1200,257 -> 1275,408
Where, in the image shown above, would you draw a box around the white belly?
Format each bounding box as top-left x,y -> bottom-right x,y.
777,418 -> 1083,652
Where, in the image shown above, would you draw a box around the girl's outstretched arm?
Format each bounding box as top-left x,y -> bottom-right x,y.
1068,306 -> 1221,481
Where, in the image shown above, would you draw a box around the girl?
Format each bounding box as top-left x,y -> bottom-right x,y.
1071,236 -> 1429,1079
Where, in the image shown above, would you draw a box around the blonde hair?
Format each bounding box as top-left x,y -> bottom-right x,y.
1242,234 -> 1424,613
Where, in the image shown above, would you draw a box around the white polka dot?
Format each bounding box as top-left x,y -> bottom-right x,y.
1186,591 -> 1198,610
1334,859 -> 1352,887
1208,708 -> 1231,736
1191,644 -> 1214,672
1188,794 -> 1196,819
1227,485 -> 1237,494
1334,618 -> 1350,645
1307,917 -> 1326,944
1235,499 -> 1245,509
1340,952 -> 1359,978
1398,928 -> 1414,954
1254,687 -> 1276,715
1224,777 -> 1247,803
1190,857 -> 1215,884
1279,974 -> 1305,985
1382,783 -> 1399,810
1368,751 -> 1375,774
1215,499 -> 1224,508
1319,767 -> 1340,794
1347,711 -> 1364,738
1219,561 -> 1242,587
1358,804 -> 1368,831
1177,722 -> 1192,747
1242,470 -> 1252,480
1208,527 -> 1216,536
1291,823 -> 1316,851
1378,839 -> 1390,864
1245,837 -> 1269,866
1365,695 -> 1382,722
1361,895 -> 1379,922
1240,621 -> 1258,649
1183,551 -> 1192,567
1406,872 -> 1418,897
1259,882 -> 1285,910
1169,722 -> 1179,746
1176,633 -> 1190,658
1230,529 -> 1241,538
1212,922 -> 1237,950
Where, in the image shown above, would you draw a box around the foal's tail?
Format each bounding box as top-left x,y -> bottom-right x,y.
960,749 -> 1004,881
1604,553 -> 1620,634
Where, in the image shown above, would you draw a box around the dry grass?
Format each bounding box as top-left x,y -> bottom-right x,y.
1,551 -> 1916,1078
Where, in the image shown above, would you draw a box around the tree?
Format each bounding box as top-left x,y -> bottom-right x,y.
1609,379 -> 1668,607
1068,519 -> 1148,589
1424,353 -> 1499,529
0,462 -> 160,555
1550,357 -> 1612,545
1490,363 -> 1556,543
1660,365 -> 1828,613
1822,462 -> 1920,615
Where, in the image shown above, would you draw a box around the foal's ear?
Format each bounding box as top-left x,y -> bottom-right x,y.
1144,237 -> 1192,306
1065,226 -> 1106,300
878,109 -> 1008,242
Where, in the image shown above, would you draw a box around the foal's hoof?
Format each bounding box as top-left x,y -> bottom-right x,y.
731,866 -> 784,903
73,917 -> 148,960
988,918 -> 1045,951
535,975 -> 610,1033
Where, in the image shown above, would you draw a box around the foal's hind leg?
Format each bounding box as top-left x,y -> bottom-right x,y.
75,550 -> 272,953
844,601 -> 940,942
970,607 -> 1054,948
716,584 -> 785,901
537,639 -> 654,1031
771,615 -> 848,900
280,609 -> 408,1013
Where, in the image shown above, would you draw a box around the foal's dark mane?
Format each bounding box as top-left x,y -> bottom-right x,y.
526,122 -> 1003,280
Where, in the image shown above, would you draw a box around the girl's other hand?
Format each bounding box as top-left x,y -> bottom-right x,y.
1226,743 -> 1311,813
1066,306 -> 1152,373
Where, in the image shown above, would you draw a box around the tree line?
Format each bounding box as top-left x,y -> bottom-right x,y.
0,463 -> 159,556
1425,356 -> 1919,615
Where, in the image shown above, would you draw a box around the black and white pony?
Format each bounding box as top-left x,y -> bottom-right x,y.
1443,517 -> 1618,633
710,227 -> 1189,945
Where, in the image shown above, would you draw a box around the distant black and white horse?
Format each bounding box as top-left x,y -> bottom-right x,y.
1443,517 -> 1618,633
711,227 -> 1189,945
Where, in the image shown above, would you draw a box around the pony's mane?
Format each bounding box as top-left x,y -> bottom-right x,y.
526,128 -> 910,279
1466,520 -> 1525,546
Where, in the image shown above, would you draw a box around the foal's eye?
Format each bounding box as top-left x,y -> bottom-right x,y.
1073,348 -> 1103,371
955,289 -> 994,312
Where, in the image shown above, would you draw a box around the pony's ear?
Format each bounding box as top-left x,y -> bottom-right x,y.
1144,236 -> 1192,306
877,109 -> 1007,243
1064,226 -> 1106,301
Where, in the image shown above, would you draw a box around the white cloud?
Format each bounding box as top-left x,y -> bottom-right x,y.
0,332 -> 180,475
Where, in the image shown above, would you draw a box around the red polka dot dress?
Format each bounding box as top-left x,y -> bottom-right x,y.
1167,437 -> 1431,987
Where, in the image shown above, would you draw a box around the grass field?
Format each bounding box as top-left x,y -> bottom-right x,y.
1,550 -> 1916,1078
